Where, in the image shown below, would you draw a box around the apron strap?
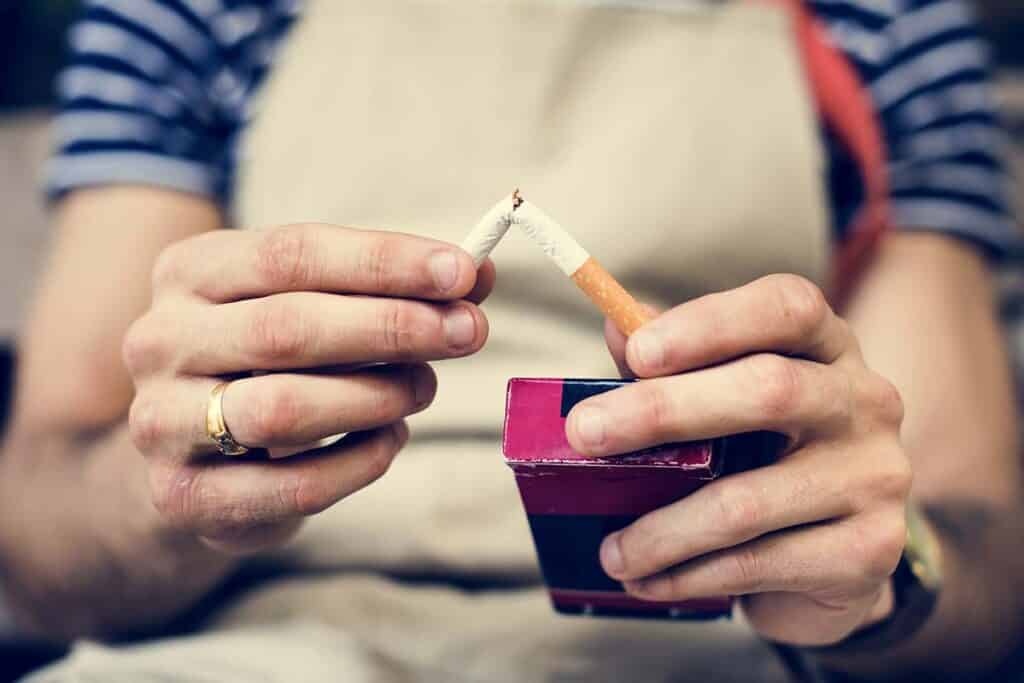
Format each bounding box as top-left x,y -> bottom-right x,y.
764,0 -> 891,308
731,6 -> 888,665
763,9 -> 890,673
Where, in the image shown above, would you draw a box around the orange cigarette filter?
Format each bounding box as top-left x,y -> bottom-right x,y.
571,257 -> 652,337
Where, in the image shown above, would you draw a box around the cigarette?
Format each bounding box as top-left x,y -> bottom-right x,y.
459,192 -> 517,267
463,191 -> 653,337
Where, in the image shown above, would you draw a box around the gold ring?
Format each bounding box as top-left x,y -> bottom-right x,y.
206,381 -> 250,456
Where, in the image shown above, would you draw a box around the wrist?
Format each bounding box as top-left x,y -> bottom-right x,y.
80,427 -> 238,635
1,425 -> 234,641
803,503 -> 949,679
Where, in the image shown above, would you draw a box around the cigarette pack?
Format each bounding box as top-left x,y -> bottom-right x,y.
503,378 -> 774,621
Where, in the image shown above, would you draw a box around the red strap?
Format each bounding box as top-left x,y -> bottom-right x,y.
764,0 -> 891,307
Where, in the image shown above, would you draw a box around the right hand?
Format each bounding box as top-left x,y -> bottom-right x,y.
123,223 -> 494,554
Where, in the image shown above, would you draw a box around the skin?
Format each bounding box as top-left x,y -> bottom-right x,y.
571,275 -> 910,644
1,188 -> 1021,678
567,234 -> 1024,677
0,187 -> 496,637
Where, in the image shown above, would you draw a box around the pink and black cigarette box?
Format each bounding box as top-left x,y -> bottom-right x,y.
503,378 -> 774,621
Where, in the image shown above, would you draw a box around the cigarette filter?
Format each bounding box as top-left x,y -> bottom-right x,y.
503,378 -> 764,621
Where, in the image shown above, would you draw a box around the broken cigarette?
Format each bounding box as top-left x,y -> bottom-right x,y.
462,191 -> 653,337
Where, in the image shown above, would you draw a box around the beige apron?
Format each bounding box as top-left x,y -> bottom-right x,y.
232,0 -> 828,575
37,1 -> 832,681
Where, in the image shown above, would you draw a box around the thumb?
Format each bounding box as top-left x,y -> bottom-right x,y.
604,303 -> 661,379
604,317 -> 632,378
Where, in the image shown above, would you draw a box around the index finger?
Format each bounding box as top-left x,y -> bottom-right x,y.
155,223 -> 481,303
626,274 -> 858,378
598,445 -> 862,582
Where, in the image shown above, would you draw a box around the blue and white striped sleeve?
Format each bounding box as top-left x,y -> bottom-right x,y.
873,0 -> 1020,257
46,0 -> 229,202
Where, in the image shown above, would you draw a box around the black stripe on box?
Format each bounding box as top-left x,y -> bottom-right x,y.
527,513 -> 636,592
559,379 -> 635,418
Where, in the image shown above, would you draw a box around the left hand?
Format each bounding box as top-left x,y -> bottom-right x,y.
565,274 -> 912,646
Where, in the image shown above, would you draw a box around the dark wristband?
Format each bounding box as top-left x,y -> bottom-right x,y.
809,555 -> 938,656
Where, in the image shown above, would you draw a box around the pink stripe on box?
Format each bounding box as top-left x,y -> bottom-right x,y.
502,378 -> 717,470
503,378 -> 574,462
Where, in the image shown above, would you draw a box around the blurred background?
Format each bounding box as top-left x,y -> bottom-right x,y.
0,0 -> 79,340
0,0 -> 1022,338
1,0 -> 1023,342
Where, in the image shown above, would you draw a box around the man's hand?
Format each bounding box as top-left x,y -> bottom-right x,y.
2,188 -> 499,640
124,223 -> 495,554
566,273 -> 910,645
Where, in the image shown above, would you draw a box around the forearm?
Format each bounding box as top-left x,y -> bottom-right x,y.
819,498 -> 1024,680
820,233 -> 1024,678
0,187 -> 226,641
0,427 -> 231,642
0,423 -> 234,642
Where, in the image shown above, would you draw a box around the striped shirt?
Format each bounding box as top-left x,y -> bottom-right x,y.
46,0 -> 1019,257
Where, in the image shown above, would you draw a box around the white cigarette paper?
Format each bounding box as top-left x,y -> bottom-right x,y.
512,201 -> 591,276
460,195 -> 516,266
462,191 -> 652,337
461,192 -> 590,275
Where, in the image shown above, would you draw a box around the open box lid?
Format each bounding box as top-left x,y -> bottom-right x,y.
502,378 -> 721,477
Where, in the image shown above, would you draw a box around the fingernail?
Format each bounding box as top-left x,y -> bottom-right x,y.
430,251 -> 460,293
444,306 -> 477,349
600,533 -> 624,576
412,367 -> 435,407
631,331 -> 665,371
574,406 -> 607,449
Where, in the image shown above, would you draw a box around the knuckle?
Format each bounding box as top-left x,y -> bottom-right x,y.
247,385 -> 303,444
255,225 -> 317,290
151,242 -> 188,290
150,465 -> 205,529
122,315 -> 164,376
820,371 -> 856,429
247,298 -> 308,363
767,274 -> 828,338
833,316 -> 859,353
367,379 -> 403,423
728,545 -> 765,593
714,483 -> 763,540
639,383 -> 676,443
281,473 -> 330,516
855,518 -> 906,582
376,302 -> 426,356
127,394 -> 167,454
359,235 -> 398,292
849,445 -> 912,511
862,373 -> 905,426
747,354 -> 802,420
876,450 -> 914,501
